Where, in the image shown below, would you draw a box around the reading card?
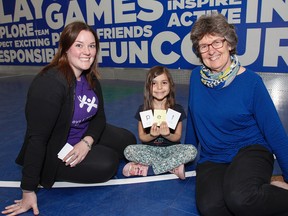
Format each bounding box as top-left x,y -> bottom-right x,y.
166,108 -> 181,129
58,143 -> 74,160
140,109 -> 153,128
153,109 -> 166,126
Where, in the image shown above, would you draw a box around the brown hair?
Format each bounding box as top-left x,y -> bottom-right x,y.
143,65 -> 175,110
41,21 -> 100,87
190,13 -> 238,60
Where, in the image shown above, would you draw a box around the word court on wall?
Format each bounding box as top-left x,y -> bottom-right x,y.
0,0 -> 287,72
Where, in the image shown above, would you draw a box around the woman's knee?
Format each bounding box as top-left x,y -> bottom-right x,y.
88,152 -> 119,182
224,187 -> 260,215
197,194 -> 232,216
106,124 -> 137,144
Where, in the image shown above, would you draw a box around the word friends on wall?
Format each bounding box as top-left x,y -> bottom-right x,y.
0,0 -> 287,72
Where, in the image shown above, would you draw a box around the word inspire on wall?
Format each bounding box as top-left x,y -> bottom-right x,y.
0,0 -> 287,72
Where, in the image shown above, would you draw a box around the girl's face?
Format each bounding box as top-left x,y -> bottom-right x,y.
151,73 -> 170,101
66,30 -> 97,78
199,34 -> 232,73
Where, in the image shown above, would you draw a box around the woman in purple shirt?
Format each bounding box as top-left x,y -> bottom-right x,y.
2,21 -> 136,215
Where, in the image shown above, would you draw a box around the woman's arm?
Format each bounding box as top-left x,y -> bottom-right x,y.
21,72 -> 67,191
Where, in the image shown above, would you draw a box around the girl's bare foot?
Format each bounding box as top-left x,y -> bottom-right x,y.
169,164 -> 185,180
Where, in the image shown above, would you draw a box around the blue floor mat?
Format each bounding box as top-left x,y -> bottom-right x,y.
0,73 -> 285,215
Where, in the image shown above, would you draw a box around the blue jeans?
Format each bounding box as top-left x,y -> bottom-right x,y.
196,144 -> 288,216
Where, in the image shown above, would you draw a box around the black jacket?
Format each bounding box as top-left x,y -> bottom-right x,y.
16,68 -> 106,191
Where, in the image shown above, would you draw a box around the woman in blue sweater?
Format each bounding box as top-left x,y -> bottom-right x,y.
186,13 -> 288,215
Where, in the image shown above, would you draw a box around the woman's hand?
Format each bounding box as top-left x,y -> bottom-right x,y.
1,191 -> 39,216
63,140 -> 91,167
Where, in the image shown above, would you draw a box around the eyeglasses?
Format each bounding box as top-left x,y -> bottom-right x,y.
198,38 -> 226,54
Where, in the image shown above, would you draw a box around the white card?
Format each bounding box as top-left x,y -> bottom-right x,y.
166,108 -> 181,130
153,109 -> 166,126
140,109 -> 153,128
58,143 -> 74,160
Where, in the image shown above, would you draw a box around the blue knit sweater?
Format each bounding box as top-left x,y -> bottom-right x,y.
185,66 -> 288,181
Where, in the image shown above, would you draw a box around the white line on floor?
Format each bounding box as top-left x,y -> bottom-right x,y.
0,171 -> 196,188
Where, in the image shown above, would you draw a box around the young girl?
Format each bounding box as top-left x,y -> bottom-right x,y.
122,66 -> 197,180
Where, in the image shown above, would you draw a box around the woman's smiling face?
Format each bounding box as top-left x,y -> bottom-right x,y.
199,34 -> 232,73
66,30 -> 97,78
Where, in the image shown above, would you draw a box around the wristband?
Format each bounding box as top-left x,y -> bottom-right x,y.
81,138 -> 92,150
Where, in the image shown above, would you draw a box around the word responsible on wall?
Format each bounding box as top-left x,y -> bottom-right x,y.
0,0 -> 287,72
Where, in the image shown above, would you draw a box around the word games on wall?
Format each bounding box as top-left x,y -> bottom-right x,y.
0,0 -> 287,73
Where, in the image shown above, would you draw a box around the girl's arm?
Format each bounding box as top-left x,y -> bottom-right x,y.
138,120 -> 183,143
160,121 -> 182,142
138,121 -> 159,143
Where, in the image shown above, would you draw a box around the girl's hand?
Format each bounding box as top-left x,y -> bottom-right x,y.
150,123 -> 160,137
159,121 -> 170,137
63,140 -> 90,167
2,191 -> 39,216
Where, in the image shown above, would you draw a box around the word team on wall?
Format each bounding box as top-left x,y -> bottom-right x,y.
0,0 -> 287,72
